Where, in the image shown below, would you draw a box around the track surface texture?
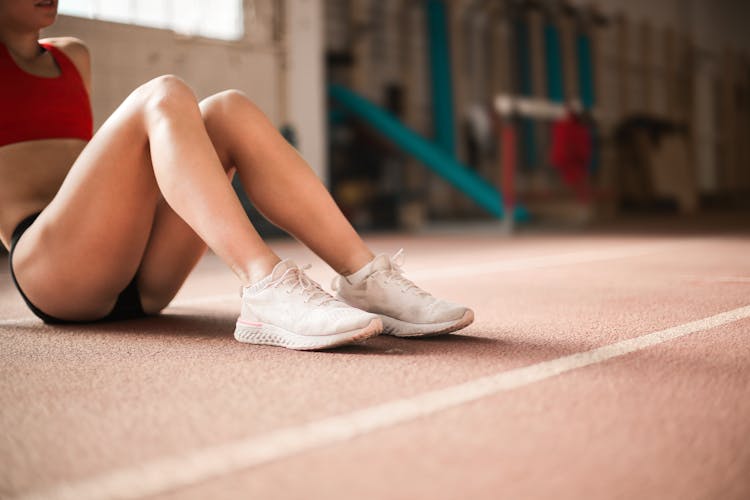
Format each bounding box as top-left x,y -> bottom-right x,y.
2,213 -> 749,500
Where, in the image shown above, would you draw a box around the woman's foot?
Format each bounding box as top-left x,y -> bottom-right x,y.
235,260 -> 382,350
333,250 -> 474,337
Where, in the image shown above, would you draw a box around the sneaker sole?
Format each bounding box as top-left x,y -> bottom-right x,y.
234,318 -> 383,351
380,309 -> 474,338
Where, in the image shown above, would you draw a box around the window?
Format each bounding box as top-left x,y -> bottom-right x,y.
58,0 -> 245,41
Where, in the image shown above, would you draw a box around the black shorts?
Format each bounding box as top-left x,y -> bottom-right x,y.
9,212 -> 147,324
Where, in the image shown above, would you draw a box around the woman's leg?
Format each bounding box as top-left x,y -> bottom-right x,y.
197,90 -> 473,338
127,88 -> 376,313
199,90 -> 374,276
12,76 -> 280,321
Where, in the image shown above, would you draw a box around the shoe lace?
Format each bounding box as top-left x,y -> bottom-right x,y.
272,265 -> 337,305
381,249 -> 431,297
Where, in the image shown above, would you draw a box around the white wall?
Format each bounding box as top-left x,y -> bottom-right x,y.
42,6 -> 281,127
286,0 -> 327,181
42,0 -> 328,181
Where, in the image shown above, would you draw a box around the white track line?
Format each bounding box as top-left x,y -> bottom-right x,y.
0,317 -> 35,326
15,304 -> 750,500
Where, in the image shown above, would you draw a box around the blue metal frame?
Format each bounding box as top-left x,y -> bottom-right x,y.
329,84 -> 528,221
576,33 -> 595,109
544,23 -> 565,103
426,0 -> 457,156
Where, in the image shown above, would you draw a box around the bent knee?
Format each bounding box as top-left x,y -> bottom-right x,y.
134,75 -> 199,118
212,88 -> 250,104
142,74 -> 194,97
201,88 -> 253,110
200,89 -> 264,125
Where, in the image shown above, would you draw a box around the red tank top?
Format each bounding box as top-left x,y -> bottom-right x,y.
0,42 -> 93,147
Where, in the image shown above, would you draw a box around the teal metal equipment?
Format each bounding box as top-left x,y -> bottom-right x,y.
576,33 -> 595,109
426,0 -> 456,156
544,23 -> 565,103
576,31 -> 599,174
329,84 -> 528,220
515,18 -> 537,170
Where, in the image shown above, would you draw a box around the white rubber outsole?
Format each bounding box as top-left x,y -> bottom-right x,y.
380,309 -> 475,338
234,317 -> 383,351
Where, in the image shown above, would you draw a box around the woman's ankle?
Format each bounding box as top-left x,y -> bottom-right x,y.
337,250 -> 375,277
236,255 -> 282,287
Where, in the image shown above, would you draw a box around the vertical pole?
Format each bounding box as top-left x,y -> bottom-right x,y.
351,0 -> 374,100
515,16 -> 535,172
500,119 -> 517,231
577,18 -> 597,179
448,0 -> 471,215
399,0 -> 428,230
577,31 -> 595,110
559,11 -> 579,104
286,0 -> 326,181
664,27 -> 678,122
426,0 -> 457,157
616,15 -> 629,119
639,21 -> 652,115
544,22 -> 565,103
528,8 -> 546,171
490,4 -> 513,97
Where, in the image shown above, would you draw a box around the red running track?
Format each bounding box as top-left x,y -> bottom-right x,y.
1,215 -> 749,500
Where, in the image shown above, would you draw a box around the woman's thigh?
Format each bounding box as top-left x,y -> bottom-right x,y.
12,86 -> 168,321
133,197 -> 208,314
123,98 -> 238,314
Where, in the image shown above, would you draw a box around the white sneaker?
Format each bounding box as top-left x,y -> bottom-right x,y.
332,250 -> 474,337
234,260 -> 382,350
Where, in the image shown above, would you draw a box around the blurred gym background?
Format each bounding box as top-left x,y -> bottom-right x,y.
43,0 -> 750,235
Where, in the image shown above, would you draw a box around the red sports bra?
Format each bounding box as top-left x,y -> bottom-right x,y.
0,42 -> 93,147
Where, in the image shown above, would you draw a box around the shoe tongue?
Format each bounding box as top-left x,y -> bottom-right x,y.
271,259 -> 298,280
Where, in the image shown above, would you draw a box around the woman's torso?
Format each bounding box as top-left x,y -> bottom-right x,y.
0,39 -> 91,249
0,140 -> 85,248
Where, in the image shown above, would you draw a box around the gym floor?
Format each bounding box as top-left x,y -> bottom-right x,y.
2,213 -> 749,500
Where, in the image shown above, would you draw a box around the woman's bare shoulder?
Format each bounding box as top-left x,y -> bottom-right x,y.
39,37 -> 91,90
39,36 -> 89,58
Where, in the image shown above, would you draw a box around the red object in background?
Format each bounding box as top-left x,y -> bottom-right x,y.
550,112 -> 592,201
